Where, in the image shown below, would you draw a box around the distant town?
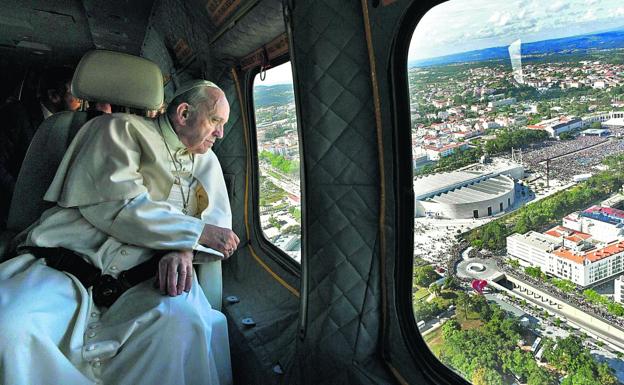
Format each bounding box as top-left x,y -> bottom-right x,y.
410,30 -> 624,385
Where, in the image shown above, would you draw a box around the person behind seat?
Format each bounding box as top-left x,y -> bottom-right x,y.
0,66 -> 80,228
0,80 -> 239,385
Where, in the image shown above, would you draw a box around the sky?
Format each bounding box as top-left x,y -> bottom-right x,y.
253,61 -> 293,86
409,0 -> 624,61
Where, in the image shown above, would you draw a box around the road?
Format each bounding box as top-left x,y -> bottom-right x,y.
260,164 -> 300,197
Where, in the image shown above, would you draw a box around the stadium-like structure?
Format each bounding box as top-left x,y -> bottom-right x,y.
414,165 -> 523,219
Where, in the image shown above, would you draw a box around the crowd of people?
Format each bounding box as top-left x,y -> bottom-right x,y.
413,220 -> 462,266
521,136 -> 608,165
545,140 -> 624,180
504,135 -> 624,182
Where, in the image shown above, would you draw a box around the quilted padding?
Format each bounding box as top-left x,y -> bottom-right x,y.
210,0 -> 285,59
286,0 -> 384,382
212,74 -> 249,242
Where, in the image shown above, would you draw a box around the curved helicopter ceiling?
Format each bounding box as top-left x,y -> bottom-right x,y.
209,0 -> 284,59
0,0 -> 154,66
0,0 -> 286,70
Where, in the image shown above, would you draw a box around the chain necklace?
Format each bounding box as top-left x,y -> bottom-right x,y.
158,120 -> 195,215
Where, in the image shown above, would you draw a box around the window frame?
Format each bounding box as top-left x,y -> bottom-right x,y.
391,0 -> 472,384
246,55 -> 302,276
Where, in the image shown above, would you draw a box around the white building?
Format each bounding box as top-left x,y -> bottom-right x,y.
527,116 -> 583,138
507,206 -> 624,286
582,111 -> 624,127
593,81 -> 606,89
507,231 -> 558,269
615,275 -> 624,303
423,142 -> 468,160
562,206 -> 624,243
487,97 -> 516,108
414,164 -> 523,219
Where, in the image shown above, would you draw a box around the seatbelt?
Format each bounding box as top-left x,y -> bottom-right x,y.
26,246 -> 162,308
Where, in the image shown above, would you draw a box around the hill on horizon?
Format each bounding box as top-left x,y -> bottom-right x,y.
253,84 -> 294,107
409,28 -> 624,68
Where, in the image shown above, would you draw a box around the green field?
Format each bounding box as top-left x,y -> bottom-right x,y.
413,286 -> 430,302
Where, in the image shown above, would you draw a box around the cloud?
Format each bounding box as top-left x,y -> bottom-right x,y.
408,0 -> 624,61
582,9 -> 597,21
488,11 -> 500,23
497,13 -> 511,26
488,11 -> 512,27
548,0 -> 569,12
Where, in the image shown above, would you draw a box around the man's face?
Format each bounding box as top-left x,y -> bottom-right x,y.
180,93 -> 230,154
63,82 -> 81,111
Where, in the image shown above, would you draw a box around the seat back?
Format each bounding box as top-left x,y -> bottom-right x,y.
6,111 -> 89,233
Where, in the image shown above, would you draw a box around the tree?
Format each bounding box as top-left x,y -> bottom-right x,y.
471,367 -> 488,385
525,266 -> 546,280
471,295 -> 493,321
597,362 -> 618,385
414,265 -> 439,287
282,224 -> 301,235
441,318 -> 460,340
443,276 -> 457,290
527,368 -> 557,385
507,258 -> 520,269
429,283 -> 442,298
268,216 -> 278,228
456,292 -> 471,319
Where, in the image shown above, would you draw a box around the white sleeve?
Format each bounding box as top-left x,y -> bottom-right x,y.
79,192 -> 204,250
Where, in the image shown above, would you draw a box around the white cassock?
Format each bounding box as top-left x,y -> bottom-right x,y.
0,113 -> 232,385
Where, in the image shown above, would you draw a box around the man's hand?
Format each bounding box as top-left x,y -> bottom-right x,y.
158,250 -> 194,296
199,224 -> 240,259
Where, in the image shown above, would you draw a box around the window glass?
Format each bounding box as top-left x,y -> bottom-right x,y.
253,62 -> 301,263
410,1 -> 624,384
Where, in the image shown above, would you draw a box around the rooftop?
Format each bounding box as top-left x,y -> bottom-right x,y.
508,231 -> 560,252
430,175 -> 514,205
553,240 -> 624,264
582,128 -> 610,135
583,205 -> 624,221
544,225 -> 592,243
414,163 -> 522,202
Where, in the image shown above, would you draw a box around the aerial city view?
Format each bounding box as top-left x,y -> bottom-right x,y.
253,65 -> 301,262
409,1 -> 624,384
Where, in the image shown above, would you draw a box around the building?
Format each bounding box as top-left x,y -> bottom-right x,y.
412,153 -> 429,170
422,142 -> 468,160
487,97 -> 516,108
615,275 -> 624,303
507,206 -> 624,286
580,128 -> 610,137
527,116 -> 583,138
414,164 -> 523,219
582,111 -> 624,128
507,231 -> 559,269
563,206 -> 624,243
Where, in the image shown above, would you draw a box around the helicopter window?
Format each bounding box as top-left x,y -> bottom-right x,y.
410,1 -> 624,384
252,62 -> 301,263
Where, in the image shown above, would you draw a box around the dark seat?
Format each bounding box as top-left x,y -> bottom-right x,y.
1,111 -> 89,257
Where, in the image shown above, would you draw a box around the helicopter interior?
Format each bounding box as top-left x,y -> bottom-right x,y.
0,0 -> 458,384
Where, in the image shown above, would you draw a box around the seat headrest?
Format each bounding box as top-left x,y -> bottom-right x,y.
71,50 -> 164,110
